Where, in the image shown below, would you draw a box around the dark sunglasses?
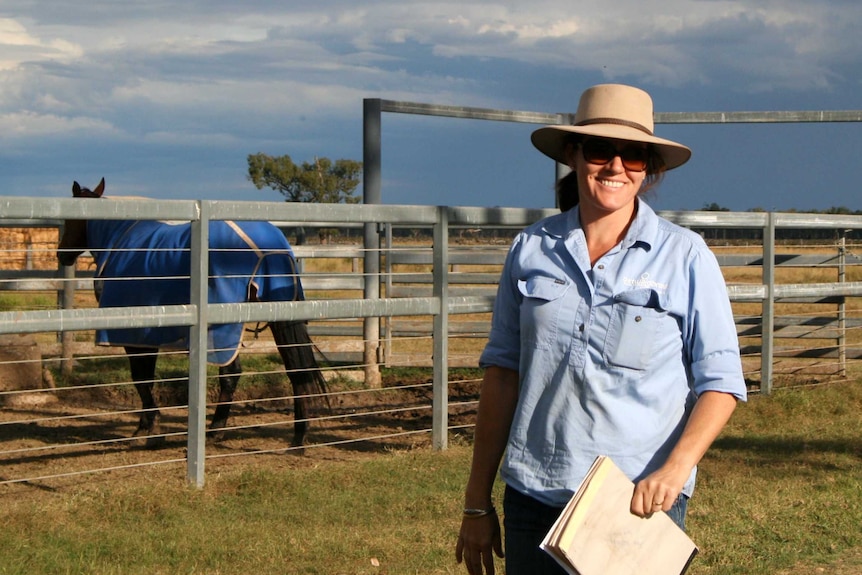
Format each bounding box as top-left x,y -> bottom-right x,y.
581,138 -> 649,172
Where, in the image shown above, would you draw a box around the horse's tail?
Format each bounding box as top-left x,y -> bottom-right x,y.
270,320 -> 329,412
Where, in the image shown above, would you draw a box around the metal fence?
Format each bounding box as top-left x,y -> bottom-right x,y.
361,97 -> 862,384
2,196 -> 862,489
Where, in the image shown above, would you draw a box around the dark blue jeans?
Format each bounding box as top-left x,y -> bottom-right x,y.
502,485 -> 689,575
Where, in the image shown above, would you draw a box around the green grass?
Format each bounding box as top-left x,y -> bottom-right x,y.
0,381 -> 860,574
0,292 -> 55,312
0,448 -> 484,575
688,382 -> 862,574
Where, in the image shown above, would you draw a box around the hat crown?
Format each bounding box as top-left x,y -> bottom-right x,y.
529,82 -> 691,170
574,84 -> 654,136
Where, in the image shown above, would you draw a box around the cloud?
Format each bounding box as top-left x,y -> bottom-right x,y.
1,0 -> 861,206
3,2 -> 861,127
365,1 -> 862,91
0,110 -> 116,143
0,17 -> 82,71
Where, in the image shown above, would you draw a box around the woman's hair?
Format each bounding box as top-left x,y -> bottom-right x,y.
557,141 -> 668,212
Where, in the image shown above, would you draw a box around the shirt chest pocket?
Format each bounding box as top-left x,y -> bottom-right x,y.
517,276 -> 570,350
604,288 -> 681,370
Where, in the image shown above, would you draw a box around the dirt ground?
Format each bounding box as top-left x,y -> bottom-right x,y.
0,370 -> 481,493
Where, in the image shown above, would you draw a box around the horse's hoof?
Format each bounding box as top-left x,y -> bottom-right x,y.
129,433 -> 165,449
288,437 -> 306,456
144,435 -> 166,449
130,415 -> 162,449
207,430 -> 226,443
129,435 -> 149,448
207,419 -> 228,442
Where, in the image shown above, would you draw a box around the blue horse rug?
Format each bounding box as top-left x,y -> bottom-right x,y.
88,219 -> 303,365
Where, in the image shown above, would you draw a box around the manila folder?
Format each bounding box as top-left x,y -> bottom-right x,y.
540,455 -> 698,575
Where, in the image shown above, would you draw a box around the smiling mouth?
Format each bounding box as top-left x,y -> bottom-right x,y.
598,179 -> 624,189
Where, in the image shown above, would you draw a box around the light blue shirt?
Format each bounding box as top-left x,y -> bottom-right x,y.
480,199 -> 747,507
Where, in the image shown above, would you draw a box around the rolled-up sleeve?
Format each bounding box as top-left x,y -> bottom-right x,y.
685,248 -> 748,401
479,237 -> 523,372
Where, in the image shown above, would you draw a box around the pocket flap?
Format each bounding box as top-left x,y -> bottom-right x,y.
613,288 -> 667,310
517,276 -> 569,301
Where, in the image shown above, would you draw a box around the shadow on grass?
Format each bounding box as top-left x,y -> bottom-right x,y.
710,434 -> 862,472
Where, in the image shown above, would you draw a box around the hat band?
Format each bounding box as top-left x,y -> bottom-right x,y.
575,117 -> 653,136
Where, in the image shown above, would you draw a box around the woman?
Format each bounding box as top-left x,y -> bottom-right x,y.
455,84 -> 747,575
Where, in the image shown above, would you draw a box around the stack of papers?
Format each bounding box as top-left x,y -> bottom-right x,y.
540,456 -> 698,575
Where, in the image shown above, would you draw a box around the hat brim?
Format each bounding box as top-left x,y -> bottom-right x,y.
531,124 -> 692,170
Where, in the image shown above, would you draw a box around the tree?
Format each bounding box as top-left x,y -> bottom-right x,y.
824,206 -> 853,215
247,153 -> 362,204
248,153 -> 362,244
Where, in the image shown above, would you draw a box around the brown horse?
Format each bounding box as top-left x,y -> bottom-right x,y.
57,178 -> 326,448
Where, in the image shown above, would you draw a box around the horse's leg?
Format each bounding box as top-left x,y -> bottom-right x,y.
270,320 -> 326,450
125,346 -> 163,448
209,356 -> 242,441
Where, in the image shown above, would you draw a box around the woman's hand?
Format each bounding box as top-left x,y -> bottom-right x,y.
630,463 -> 688,517
455,512 -> 504,575
456,366 -> 519,574
631,391 -> 739,517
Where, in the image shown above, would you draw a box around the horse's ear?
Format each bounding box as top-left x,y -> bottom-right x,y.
93,178 -> 105,197
72,181 -> 82,197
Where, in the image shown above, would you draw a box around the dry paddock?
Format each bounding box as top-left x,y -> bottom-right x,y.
0,361 -> 482,492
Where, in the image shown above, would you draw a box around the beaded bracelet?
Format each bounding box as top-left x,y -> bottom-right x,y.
463,506 -> 496,518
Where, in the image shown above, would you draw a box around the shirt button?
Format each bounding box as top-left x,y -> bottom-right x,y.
635,316 -> 642,322
597,264 -> 605,270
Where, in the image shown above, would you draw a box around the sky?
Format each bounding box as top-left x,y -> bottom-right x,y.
1,1 -> 862,212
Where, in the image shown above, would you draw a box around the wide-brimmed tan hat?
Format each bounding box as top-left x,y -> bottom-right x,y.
531,83 -> 691,170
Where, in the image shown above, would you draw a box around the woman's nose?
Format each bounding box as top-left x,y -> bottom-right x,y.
606,154 -> 626,172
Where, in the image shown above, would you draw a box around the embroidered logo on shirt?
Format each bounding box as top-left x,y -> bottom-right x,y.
623,273 -> 668,293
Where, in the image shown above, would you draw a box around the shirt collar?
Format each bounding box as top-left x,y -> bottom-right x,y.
623,198 -> 657,252
539,197 -> 658,252
538,206 -> 578,239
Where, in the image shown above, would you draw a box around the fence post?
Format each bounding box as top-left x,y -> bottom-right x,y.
363,98 -> 382,387
760,213 -> 775,394
187,202 -> 209,488
383,223 -> 393,367
432,206 -> 449,451
838,231 -> 847,377
59,258 -> 76,377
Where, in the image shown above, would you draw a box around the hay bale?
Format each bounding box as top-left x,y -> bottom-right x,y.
0,334 -> 56,407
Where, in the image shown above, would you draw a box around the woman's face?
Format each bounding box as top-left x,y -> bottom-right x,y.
567,138 -> 647,217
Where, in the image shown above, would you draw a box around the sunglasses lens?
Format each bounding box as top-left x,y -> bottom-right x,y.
620,149 -> 648,172
582,140 -> 615,165
582,139 -> 647,171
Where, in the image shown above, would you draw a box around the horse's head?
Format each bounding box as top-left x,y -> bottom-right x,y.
57,178 -> 105,266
